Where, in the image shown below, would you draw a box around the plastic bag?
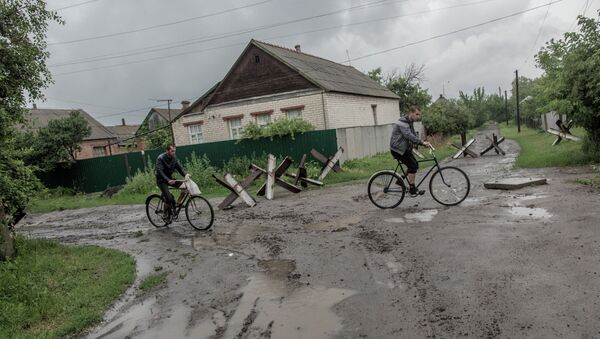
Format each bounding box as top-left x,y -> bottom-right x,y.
186,178 -> 201,195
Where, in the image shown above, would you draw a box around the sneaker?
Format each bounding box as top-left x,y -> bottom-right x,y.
409,186 -> 425,197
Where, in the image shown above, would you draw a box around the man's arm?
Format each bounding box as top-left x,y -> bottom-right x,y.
156,156 -> 171,181
175,159 -> 186,177
397,121 -> 424,145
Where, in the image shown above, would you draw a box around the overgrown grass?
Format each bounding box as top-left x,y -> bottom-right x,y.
0,237 -> 135,338
499,123 -> 593,168
29,130 -> 472,213
138,272 -> 168,294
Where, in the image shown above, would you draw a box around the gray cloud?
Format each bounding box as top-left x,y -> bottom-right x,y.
40,0 -> 595,125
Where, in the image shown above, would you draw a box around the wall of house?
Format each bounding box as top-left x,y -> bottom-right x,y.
173,90 -> 326,145
76,139 -> 120,159
323,93 -> 400,129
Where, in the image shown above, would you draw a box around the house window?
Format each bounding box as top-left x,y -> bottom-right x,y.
188,124 -> 203,144
228,118 -> 243,140
256,114 -> 271,126
286,109 -> 302,119
93,146 -> 106,157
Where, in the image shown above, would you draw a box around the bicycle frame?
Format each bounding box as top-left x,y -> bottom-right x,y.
385,150 -> 451,193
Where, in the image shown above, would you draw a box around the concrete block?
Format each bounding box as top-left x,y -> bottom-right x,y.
484,177 -> 547,190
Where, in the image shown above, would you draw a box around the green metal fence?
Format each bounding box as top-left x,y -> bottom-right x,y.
38,129 -> 338,193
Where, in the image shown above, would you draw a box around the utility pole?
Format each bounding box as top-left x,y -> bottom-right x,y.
515,70 -> 521,133
504,90 -> 509,126
155,99 -> 175,145
498,86 -> 502,97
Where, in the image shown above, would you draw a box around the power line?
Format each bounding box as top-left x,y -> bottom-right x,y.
48,0 -> 273,45
50,0 -> 497,69
569,0 -> 589,31
525,0 -> 553,64
51,0 -> 103,11
345,0 -> 564,63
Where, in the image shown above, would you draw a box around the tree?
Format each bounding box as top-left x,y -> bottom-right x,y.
368,64 -> 432,113
0,0 -> 61,260
141,126 -> 173,150
24,111 -> 91,171
535,11 -> 600,155
422,99 -> 469,136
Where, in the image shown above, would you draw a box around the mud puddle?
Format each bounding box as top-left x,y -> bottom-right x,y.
385,209 -> 438,223
222,274 -> 356,339
509,206 -> 552,219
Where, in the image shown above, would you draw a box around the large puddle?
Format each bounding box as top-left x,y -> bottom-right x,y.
222,274 -> 356,338
509,206 -> 552,219
385,209 -> 438,223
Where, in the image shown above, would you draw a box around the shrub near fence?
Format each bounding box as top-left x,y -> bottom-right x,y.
38,129 -> 338,193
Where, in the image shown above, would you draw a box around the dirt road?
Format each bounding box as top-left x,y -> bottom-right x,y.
18,125 -> 600,338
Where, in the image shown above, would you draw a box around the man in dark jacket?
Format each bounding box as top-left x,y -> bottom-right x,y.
390,105 -> 431,196
156,144 -> 187,213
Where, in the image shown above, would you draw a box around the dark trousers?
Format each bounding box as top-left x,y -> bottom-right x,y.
157,180 -> 182,206
391,150 -> 419,174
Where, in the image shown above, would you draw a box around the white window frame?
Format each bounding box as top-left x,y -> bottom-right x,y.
228,118 -> 243,140
187,124 -> 203,144
285,109 -> 302,119
256,114 -> 271,126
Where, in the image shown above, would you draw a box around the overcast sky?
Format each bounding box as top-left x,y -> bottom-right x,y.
39,0 -> 598,126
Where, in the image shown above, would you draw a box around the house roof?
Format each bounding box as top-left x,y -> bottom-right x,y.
151,108 -> 182,121
174,82 -> 221,120
252,40 -> 399,100
26,108 -> 115,141
106,125 -> 139,138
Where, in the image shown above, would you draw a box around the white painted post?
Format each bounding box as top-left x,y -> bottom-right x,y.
318,147 -> 344,181
266,154 -> 276,200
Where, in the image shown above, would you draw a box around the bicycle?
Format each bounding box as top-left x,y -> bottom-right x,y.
367,145 -> 470,209
145,176 -> 214,231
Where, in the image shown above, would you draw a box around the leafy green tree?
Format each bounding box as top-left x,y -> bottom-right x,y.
422,99 -> 469,136
535,11 -> 600,154
368,64 -> 432,113
138,124 -> 173,150
0,0 -> 61,260
24,111 -> 91,171
239,118 -> 315,141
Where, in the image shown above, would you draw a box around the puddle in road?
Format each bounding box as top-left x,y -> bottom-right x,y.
509,207 -> 552,219
516,195 -> 548,201
90,296 -> 157,339
304,216 -> 362,231
258,259 -> 296,280
385,209 -> 438,223
223,274 -> 356,339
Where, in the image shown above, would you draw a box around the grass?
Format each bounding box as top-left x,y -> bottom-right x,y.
138,272 -> 167,294
498,123 -> 592,168
27,129 -> 477,213
0,237 -> 136,338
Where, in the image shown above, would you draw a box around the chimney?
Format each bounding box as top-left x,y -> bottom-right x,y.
121,118 -> 126,126
33,103 -> 37,109
181,100 -> 190,110
294,44 -> 301,52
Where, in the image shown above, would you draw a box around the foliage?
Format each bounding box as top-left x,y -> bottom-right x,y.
422,98 -> 469,136
23,111 -> 91,171
368,65 -> 432,113
0,0 -> 61,257
0,237 -> 135,338
138,124 -> 172,150
535,11 -> 600,153
240,118 -> 315,140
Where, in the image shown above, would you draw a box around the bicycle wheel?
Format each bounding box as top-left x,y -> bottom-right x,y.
367,170 -> 406,209
146,194 -> 169,228
185,195 -> 214,231
429,166 -> 470,206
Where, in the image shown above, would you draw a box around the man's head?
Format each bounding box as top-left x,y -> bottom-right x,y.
166,144 -> 176,158
407,105 -> 422,122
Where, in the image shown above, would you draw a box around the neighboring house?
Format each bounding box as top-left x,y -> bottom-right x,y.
26,106 -> 119,159
106,118 -> 144,152
172,39 -> 403,145
136,106 -> 184,136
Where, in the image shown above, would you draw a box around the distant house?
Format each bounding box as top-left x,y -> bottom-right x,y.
26,106 -> 119,159
136,106 -> 184,136
106,118 -> 144,151
172,39 -> 402,145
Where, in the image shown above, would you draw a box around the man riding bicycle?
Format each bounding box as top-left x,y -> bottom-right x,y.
156,144 -> 187,216
390,105 -> 432,196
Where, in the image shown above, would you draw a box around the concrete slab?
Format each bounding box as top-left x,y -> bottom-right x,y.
484,177 -> 547,190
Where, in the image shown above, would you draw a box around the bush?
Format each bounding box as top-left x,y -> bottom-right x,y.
184,153 -> 219,190
240,118 -> 315,141
422,99 -> 469,136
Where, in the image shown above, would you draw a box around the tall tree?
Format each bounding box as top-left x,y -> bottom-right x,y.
536,11 -> 600,154
367,64 -> 432,114
0,0 -> 61,260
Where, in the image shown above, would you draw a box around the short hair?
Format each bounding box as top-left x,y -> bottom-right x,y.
166,144 -> 175,151
408,105 -> 421,113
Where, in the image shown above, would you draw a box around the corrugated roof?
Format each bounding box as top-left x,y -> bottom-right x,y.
106,125 -> 139,138
253,40 -> 399,100
27,108 -> 115,140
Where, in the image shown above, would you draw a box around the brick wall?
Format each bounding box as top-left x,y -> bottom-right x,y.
323,93 -> 400,129
173,90 -> 326,145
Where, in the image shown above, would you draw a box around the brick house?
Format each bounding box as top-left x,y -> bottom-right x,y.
106,118 -> 145,152
172,40 -> 402,145
27,106 -> 120,159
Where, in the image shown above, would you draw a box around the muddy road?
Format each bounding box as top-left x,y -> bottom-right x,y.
18,125 -> 600,338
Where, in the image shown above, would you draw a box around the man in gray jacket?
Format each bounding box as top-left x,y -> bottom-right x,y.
390,105 -> 432,196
